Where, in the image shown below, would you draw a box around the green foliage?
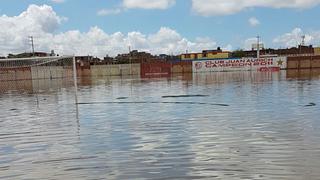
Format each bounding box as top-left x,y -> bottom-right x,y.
232,49 -> 245,58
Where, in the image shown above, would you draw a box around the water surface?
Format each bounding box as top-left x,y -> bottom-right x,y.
1,70 -> 320,179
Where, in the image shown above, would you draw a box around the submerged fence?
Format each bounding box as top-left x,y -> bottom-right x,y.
0,56 -> 75,81
0,56 -> 77,95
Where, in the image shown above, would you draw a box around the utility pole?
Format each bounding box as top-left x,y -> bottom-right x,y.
301,35 -> 306,46
29,36 -> 35,57
128,46 -> 132,75
299,35 -> 305,55
257,35 -> 260,59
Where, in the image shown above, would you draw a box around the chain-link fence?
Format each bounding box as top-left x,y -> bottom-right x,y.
0,56 -> 77,95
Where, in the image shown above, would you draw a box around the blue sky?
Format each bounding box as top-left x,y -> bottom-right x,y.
0,0 -> 320,57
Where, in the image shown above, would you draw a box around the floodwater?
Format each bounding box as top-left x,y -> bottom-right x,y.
1,70 -> 320,180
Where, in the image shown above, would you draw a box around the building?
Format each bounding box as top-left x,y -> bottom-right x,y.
115,50 -> 156,64
180,47 -> 230,61
75,56 -> 93,69
237,45 -> 315,58
7,52 -> 50,58
275,45 -> 314,56
157,54 -> 179,62
103,55 -> 115,64
314,47 -> 320,55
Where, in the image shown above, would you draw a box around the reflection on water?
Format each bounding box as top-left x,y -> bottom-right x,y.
1,70 -> 320,179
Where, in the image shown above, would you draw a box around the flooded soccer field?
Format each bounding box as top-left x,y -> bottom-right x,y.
1,70 -> 320,179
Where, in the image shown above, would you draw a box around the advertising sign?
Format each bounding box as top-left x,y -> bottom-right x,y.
193,57 -> 287,73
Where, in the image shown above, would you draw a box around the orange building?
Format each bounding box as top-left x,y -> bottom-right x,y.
181,48 -> 230,60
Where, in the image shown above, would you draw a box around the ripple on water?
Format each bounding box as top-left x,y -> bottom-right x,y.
1,72 -> 320,179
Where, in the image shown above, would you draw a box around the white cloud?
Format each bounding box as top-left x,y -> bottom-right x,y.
51,0 -> 65,3
98,0 -> 175,16
192,0 -> 320,16
48,27 -> 216,57
223,44 -> 233,51
97,9 -> 122,16
0,4 -> 64,53
248,17 -> 260,27
123,0 -> 175,10
273,28 -> 315,47
242,28 -> 320,50
0,4 -> 218,58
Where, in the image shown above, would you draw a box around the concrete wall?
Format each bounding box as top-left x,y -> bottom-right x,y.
300,59 -> 311,68
0,79 -> 34,93
141,63 -> 172,78
311,56 -> 320,68
6,57 -> 320,81
91,64 -> 140,77
1,64 -> 140,81
172,62 -> 192,73
0,68 -> 32,81
287,55 -> 320,69
314,47 -> 320,55
287,59 -> 300,69
31,66 -> 73,79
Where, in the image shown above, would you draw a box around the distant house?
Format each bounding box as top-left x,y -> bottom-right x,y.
75,56 -> 93,69
115,50 -> 156,64
180,47 -> 231,61
157,54 -> 179,61
238,45 -> 315,58
7,52 -> 49,58
103,55 -> 115,64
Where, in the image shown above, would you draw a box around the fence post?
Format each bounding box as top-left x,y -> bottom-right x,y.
73,56 -> 78,104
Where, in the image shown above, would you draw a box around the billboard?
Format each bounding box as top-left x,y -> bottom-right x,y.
193,57 -> 287,73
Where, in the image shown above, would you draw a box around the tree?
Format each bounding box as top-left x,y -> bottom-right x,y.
232,49 -> 245,58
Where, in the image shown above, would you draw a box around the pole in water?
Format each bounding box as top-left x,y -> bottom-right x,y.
257,35 -> 260,59
73,56 -> 78,105
128,46 -> 132,75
